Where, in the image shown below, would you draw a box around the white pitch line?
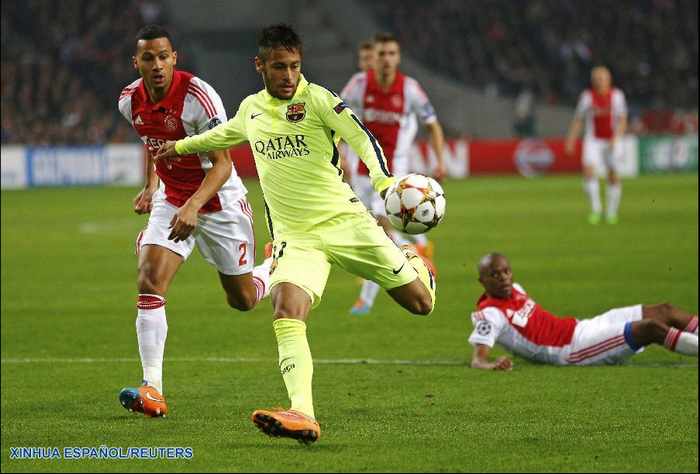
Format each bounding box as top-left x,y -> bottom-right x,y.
0,357 -> 467,366
0,357 -> 696,368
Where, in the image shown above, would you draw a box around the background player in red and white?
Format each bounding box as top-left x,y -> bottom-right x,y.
339,39 -> 377,181
469,253 -> 698,370
116,25 -> 272,416
341,32 -> 446,316
565,66 -> 628,225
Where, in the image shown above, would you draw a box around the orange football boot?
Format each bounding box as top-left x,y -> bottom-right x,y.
119,385 -> 168,417
252,408 -> 320,444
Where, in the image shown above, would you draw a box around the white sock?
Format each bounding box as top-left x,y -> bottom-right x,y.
606,182 -> 622,218
252,257 -> 272,302
405,233 -> 428,246
584,178 -> 602,214
359,280 -> 381,306
665,328 -> 698,356
136,294 -> 168,394
388,230 -> 409,246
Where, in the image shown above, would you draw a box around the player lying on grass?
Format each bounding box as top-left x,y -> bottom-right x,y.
116,25 -> 272,417
468,253 -> 698,370
153,24 -> 436,444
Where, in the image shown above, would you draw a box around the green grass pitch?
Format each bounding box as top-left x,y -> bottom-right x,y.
1,174 -> 697,472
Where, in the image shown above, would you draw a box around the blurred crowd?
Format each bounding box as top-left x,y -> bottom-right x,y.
1,0 -> 178,145
2,0 -> 698,144
368,0 -> 698,132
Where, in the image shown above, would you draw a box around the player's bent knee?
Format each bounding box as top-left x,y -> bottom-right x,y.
137,267 -> 164,295
226,292 -> 257,312
409,292 -> 433,316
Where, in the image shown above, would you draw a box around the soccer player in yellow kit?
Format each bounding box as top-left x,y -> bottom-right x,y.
153,24 -> 436,444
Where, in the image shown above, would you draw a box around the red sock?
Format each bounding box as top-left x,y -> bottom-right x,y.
684,316 -> 698,335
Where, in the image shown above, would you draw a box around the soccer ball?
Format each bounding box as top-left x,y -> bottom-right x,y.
384,174 -> 446,234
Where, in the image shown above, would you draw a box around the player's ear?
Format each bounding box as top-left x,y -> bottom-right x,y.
132,56 -> 138,71
172,50 -> 177,66
254,56 -> 264,73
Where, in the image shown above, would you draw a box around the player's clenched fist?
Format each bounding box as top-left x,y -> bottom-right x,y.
493,356 -> 513,371
133,187 -> 155,214
168,202 -> 199,242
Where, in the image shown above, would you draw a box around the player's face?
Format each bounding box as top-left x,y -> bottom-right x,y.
479,256 -> 513,299
358,47 -> 376,72
376,41 -> 400,76
133,37 -> 177,92
591,68 -> 612,92
256,47 -> 302,100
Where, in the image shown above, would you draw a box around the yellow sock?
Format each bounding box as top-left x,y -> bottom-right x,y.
273,318 -> 315,419
406,253 -> 436,314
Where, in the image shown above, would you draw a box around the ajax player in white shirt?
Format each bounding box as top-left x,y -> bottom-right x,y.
116,25 -> 272,417
468,253 -> 697,370
341,33 -> 446,316
565,66 -> 628,225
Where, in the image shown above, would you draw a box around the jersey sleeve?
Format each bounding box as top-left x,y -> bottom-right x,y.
340,72 -> 366,117
313,85 -> 395,194
184,77 -> 228,133
406,78 -> 437,125
175,96 -> 249,155
313,86 -> 394,193
574,91 -> 591,119
468,307 -> 506,348
613,89 -> 628,118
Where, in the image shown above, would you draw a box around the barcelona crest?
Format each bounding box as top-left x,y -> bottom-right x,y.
286,102 -> 306,122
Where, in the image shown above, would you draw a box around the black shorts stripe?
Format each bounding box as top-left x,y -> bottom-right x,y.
350,113 -> 392,177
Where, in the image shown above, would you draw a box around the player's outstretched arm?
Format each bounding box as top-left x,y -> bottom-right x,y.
426,121 -> 446,181
315,87 -> 395,196
470,344 -> 513,371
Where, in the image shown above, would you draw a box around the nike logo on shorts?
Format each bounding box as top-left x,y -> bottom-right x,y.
392,263 -> 405,275
250,112 -> 264,120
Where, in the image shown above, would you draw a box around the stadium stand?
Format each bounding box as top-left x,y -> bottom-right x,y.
366,0 -> 698,114
1,0 -> 182,144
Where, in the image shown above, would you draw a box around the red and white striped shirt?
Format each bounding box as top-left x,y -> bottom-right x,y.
468,284 -> 578,364
575,87 -> 627,140
118,69 -> 246,212
341,70 -> 436,176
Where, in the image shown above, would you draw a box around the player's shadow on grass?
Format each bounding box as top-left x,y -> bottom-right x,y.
227,441 -> 351,451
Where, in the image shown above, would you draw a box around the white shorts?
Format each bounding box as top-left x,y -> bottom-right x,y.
137,190 -> 255,276
582,137 -> 623,175
351,175 -> 384,216
351,158 -> 411,217
562,305 -> 644,365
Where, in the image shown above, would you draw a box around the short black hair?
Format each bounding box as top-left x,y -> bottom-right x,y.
257,23 -> 302,60
135,24 -> 174,50
358,39 -> 375,51
374,32 -> 399,45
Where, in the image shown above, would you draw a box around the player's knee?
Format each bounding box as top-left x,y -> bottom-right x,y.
227,292 -> 256,312
410,294 -> 433,316
137,264 -> 163,295
639,319 -> 667,343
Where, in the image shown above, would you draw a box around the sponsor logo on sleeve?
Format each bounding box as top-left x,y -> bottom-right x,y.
207,117 -> 222,129
333,101 -> 349,114
476,320 -> 492,336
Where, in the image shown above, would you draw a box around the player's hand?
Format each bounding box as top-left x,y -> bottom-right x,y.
168,202 -> 199,242
493,356 -> 513,371
133,187 -> 155,214
564,139 -> 576,157
433,162 -> 447,182
151,140 -> 181,166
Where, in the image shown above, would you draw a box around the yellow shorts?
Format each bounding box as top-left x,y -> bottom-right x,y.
268,212 -> 417,307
